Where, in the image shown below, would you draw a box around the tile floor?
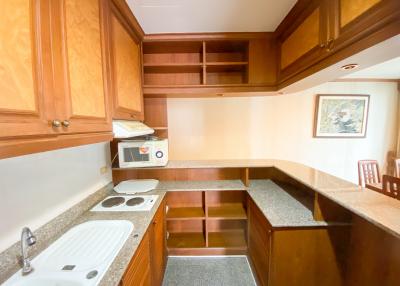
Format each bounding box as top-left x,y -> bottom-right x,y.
162,256 -> 257,286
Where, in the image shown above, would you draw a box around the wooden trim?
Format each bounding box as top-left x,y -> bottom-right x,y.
0,132 -> 112,159
143,84 -> 276,96
144,32 -> 274,42
110,0 -> 144,40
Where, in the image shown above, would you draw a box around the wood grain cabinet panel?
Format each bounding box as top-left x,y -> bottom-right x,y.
57,0 -> 111,133
64,0 -> 106,119
0,0 -> 55,138
121,230 -> 151,286
340,0 -> 382,27
248,197 -> 350,286
280,8 -> 322,70
150,199 -> 167,286
248,198 -> 272,286
110,7 -> 144,121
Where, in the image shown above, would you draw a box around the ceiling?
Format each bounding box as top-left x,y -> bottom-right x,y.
126,0 -> 297,34
343,57 -> 400,79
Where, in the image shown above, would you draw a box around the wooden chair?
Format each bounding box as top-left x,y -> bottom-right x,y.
382,175 -> 400,200
358,160 -> 381,187
395,158 -> 400,178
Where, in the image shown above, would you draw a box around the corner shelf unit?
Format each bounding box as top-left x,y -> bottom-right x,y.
165,190 -> 248,255
142,40 -> 249,87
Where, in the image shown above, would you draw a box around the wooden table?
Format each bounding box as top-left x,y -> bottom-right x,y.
366,183 -> 383,193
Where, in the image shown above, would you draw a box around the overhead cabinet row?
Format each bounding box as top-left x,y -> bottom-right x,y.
141,0 -> 400,95
0,0 -> 143,158
278,0 -> 400,85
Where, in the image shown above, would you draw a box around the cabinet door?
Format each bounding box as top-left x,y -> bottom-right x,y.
248,198 -> 272,286
150,199 -> 167,286
0,0 -> 55,138
279,2 -> 329,80
109,6 -> 144,121
121,230 -> 152,286
329,0 -> 400,49
53,0 -> 111,134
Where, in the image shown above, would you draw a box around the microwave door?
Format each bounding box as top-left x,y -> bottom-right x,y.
123,147 -> 150,163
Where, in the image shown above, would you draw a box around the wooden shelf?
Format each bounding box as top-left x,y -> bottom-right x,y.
208,204 -> 247,220
208,230 -> 247,249
167,207 -> 205,220
167,232 -> 205,248
206,61 -> 248,66
144,63 -> 203,73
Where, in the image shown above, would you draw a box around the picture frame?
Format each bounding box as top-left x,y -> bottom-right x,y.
313,94 -> 370,138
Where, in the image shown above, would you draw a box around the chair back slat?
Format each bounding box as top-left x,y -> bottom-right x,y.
358,160 -> 381,187
395,158 -> 400,178
382,175 -> 400,200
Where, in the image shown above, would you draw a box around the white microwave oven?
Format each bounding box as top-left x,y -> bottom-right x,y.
118,138 -> 168,168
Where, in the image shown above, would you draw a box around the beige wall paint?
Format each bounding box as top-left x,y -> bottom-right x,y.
168,82 -> 399,183
0,143 -> 112,252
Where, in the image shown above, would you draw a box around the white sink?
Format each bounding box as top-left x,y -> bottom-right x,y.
4,220 -> 133,286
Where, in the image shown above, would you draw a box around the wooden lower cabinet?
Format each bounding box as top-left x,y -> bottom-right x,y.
121,230 -> 151,286
248,198 -> 272,286
248,198 -> 350,286
121,199 -> 167,286
150,199 -> 167,286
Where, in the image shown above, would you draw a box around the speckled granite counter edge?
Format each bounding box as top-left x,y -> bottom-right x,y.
0,182 -> 166,286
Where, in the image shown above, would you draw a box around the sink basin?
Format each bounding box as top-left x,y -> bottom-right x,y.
4,220 -> 133,286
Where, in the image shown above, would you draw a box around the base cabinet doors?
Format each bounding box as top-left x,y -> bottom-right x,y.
109,2 -> 144,121
0,0 -> 55,138
121,230 -> 151,286
248,198 -> 272,286
150,199 -> 167,286
248,198 -> 350,286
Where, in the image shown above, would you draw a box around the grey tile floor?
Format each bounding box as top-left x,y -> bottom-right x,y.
162,256 -> 257,286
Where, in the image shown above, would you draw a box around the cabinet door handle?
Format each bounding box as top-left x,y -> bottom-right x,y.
153,220 -> 157,225
62,120 -> 70,127
326,38 -> 334,52
52,120 -> 61,128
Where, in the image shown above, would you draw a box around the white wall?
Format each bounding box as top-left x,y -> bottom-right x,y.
168,82 -> 399,183
0,143 -> 112,252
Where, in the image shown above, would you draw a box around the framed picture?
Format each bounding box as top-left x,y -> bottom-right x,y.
313,94 -> 370,138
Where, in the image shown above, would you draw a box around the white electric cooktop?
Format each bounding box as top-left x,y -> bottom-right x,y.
91,195 -> 159,212
91,179 -> 159,212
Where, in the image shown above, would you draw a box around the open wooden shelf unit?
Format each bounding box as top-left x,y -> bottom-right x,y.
166,190 -> 248,255
142,40 -> 249,86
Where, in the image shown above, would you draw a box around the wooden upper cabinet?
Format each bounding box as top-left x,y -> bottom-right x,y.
0,0 -> 55,138
329,0 -> 400,49
55,0 -> 111,133
340,0 -> 382,27
279,2 -> 328,73
109,6 -> 144,121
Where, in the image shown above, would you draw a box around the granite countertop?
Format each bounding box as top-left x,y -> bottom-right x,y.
156,179 -> 327,227
2,159 -> 400,284
247,180 -> 326,227
0,185 -> 166,286
115,159 -> 400,238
